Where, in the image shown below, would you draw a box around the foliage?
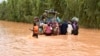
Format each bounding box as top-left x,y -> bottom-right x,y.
0,0 -> 100,28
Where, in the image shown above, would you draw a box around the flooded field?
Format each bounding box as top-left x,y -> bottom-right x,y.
0,20 -> 100,56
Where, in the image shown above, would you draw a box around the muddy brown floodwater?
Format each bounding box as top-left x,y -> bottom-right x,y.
0,20 -> 100,56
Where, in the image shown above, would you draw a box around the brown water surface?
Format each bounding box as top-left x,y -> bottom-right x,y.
0,20 -> 100,56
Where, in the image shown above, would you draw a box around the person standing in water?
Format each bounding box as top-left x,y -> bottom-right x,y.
32,23 -> 39,38
60,21 -> 68,35
71,21 -> 79,41
67,20 -> 73,34
45,24 -> 52,36
72,21 -> 79,35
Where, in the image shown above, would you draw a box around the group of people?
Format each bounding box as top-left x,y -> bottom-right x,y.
31,17 -> 79,38
31,9 -> 79,38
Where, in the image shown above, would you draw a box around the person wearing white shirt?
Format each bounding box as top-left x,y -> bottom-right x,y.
67,21 -> 73,34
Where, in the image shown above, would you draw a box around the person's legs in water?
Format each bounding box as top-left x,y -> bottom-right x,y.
45,33 -> 52,36
35,34 -> 38,38
33,34 -> 38,38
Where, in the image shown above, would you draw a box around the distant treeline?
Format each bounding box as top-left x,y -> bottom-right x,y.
0,0 -> 100,28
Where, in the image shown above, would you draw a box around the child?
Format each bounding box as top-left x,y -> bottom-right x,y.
32,23 -> 39,38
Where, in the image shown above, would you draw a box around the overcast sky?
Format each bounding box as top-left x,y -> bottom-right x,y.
0,0 -> 4,3
0,0 -> 7,3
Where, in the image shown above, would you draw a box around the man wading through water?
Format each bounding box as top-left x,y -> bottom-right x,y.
30,23 -> 39,38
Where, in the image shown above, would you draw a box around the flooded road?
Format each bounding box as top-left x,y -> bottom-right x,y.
0,20 -> 100,56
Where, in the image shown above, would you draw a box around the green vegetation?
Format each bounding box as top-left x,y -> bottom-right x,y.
0,0 -> 100,28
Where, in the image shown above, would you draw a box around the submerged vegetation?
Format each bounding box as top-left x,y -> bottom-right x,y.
0,0 -> 100,28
